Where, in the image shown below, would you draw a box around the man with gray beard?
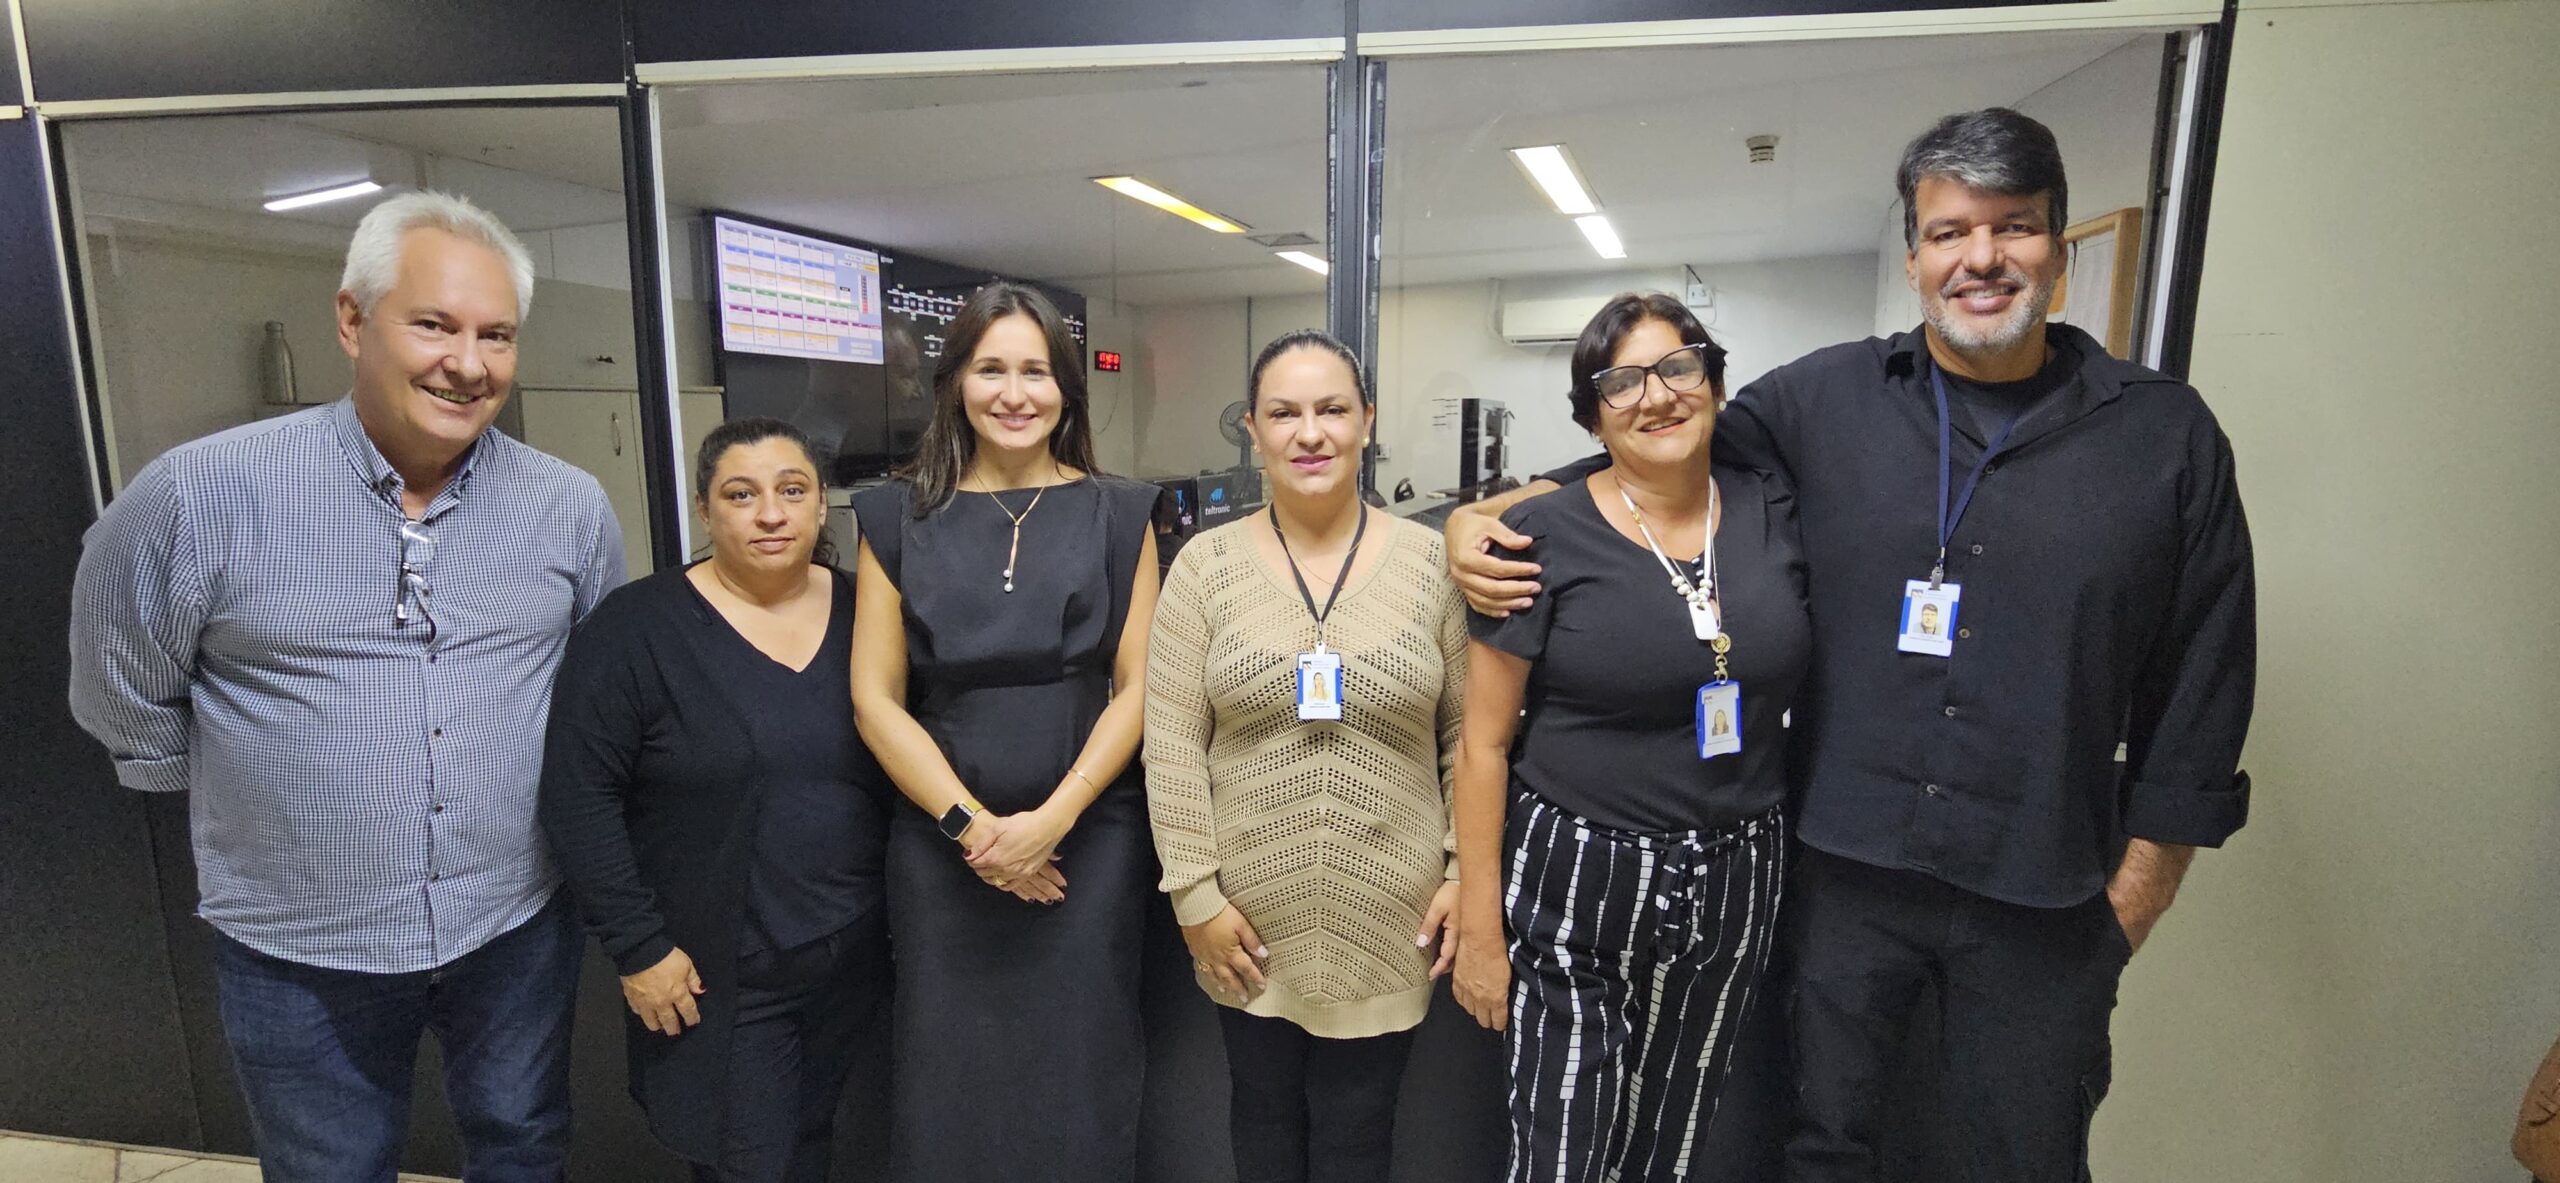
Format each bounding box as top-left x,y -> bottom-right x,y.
1447,108 -> 2257,1179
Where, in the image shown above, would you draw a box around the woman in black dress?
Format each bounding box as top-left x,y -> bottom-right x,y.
848,282 -> 1161,1182
1450,293 -> 1812,1183
541,418 -> 889,1182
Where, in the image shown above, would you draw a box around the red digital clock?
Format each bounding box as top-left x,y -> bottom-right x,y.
1094,350 -> 1123,372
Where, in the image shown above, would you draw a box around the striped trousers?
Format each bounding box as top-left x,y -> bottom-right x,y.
1502,793 -> 1787,1183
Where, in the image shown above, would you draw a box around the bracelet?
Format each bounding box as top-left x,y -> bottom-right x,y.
1066,767 -> 1096,791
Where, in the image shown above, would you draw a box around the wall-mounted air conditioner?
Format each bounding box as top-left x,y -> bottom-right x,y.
1494,269 -> 1694,347
1497,292 -> 1613,346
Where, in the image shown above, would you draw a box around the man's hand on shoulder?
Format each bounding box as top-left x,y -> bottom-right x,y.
1445,479 -> 1558,616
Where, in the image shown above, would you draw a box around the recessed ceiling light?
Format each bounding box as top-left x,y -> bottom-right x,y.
1092,175 -> 1249,234
1509,145 -> 1598,216
1574,214 -> 1626,260
1274,250 -> 1329,275
263,179 -> 384,213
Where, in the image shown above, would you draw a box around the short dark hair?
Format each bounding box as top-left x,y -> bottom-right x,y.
693,416 -> 838,568
1896,108 -> 2068,250
897,281 -> 1099,516
1248,328 -> 1370,413
1567,292 -> 1727,432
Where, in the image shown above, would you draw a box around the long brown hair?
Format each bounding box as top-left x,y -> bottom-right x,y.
897,281 -> 1098,516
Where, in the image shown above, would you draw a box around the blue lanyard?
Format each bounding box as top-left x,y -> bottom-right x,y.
1931,362 -> 2030,586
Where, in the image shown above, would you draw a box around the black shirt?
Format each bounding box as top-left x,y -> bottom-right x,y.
1544,323 -> 2255,907
1946,340 -> 2076,440
699,573 -> 882,954
540,565 -> 889,978
1470,467 -> 1810,834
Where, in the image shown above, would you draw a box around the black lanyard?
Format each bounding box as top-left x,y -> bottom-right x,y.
1931,362 -> 2032,586
1271,505 -> 1368,649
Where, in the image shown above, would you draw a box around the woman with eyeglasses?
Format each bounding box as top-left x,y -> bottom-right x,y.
1449,292 -> 1811,1182
848,282 -> 1162,1183
540,418 -> 889,1182
1144,330 -> 1466,1183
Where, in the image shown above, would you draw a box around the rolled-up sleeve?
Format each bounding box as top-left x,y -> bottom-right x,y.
2120,424 -> 2256,846
1465,507 -> 1553,663
68,460 -> 206,794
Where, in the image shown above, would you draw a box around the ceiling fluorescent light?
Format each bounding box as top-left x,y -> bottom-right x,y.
1274,250 -> 1329,275
1509,145 -> 1597,216
1574,214 -> 1626,260
263,179 -> 384,212
1092,175 -> 1249,234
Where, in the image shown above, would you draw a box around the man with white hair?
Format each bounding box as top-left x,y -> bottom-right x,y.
70,191 -> 622,1180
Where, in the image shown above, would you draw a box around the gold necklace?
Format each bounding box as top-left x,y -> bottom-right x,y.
972,465 -> 1063,594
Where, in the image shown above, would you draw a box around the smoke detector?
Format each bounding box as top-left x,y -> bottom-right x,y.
1746,134 -> 1780,164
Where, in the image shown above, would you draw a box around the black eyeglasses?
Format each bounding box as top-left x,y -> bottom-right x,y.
1590,344 -> 1714,409
395,519 -> 438,645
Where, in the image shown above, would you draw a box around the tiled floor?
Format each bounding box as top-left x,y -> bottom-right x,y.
0,1132 -> 455,1182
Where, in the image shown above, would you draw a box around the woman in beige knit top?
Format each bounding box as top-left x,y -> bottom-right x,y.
1145,329 -> 1467,1183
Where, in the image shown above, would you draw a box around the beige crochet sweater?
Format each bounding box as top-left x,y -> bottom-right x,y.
1144,511 -> 1465,1038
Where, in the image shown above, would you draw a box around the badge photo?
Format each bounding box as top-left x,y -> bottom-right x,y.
1696,681 -> 1742,759
1296,650 -> 1344,722
1897,579 -> 1961,658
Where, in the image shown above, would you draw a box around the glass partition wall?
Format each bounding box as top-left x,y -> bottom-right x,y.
57,102 -> 660,576
649,64 -> 1336,559
1372,31 -> 2183,520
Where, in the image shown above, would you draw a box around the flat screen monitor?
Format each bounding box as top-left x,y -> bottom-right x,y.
1195,469 -> 1245,529
707,213 -> 1092,486
713,214 -> 885,364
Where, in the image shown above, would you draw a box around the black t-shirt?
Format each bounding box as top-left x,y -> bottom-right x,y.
713,572 -> 885,954
1468,467 -> 1810,834
1941,334 -> 2080,440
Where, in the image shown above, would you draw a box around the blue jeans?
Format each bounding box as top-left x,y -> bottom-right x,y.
212,895 -> 579,1183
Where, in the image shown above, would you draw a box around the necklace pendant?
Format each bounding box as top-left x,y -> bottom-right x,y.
1003,579 -> 1015,593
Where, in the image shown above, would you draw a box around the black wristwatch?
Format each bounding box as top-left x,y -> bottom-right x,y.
937,801 -> 981,842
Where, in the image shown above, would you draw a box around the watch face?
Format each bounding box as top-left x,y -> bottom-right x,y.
939,805 -> 974,840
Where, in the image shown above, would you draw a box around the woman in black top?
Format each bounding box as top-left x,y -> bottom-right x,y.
1451,293 -> 1812,1183
541,418 -> 889,1182
848,282 -> 1161,1182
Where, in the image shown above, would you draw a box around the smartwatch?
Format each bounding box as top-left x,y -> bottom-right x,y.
937,801 -> 981,842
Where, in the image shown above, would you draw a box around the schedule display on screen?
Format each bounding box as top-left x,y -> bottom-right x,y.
715,215 -> 884,364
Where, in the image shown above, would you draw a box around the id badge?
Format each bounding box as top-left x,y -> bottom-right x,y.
1696,680 -> 1742,759
1897,579 -> 1962,657
1296,650 -> 1344,722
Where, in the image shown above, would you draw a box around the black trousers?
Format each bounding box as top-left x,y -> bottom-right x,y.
1503,794 -> 1787,1183
693,912 -> 886,1183
1216,1006 -> 1418,1183
1782,848 -> 2131,1183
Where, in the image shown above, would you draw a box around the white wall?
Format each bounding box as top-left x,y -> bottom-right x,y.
1119,293 -> 1327,479
1082,293 -> 1148,477
1872,36 -> 2166,337
2094,2 -> 2560,1180
1128,255 -> 1874,498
